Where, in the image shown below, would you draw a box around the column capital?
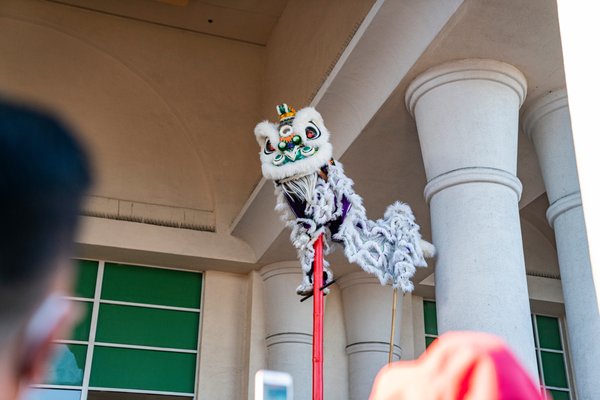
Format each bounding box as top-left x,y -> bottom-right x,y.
520,88 -> 579,204
522,89 -> 568,140
261,260 -> 312,337
337,271 -> 382,291
260,261 -> 302,281
547,192 -> 582,227
404,59 -> 527,180
405,59 -> 527,117
424,167 -> 522,204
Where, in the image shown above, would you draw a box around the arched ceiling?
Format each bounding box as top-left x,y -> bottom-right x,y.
0,17 -> 214,212
0,0 -> 265,232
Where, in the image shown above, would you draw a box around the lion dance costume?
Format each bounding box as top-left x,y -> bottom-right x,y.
254,104 -> 435,295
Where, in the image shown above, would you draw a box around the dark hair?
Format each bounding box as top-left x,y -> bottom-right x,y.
0,99 -> 92,334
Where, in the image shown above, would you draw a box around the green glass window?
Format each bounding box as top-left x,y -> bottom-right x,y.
57,301 -> 93,342
95,304 -> 199,349
423,300 -> 438,348
548,389 -> 570,400
101,263 -> 202,308
43,344 -> 87,386
541,351 -> 569,388
423,301 -> 438,336
536,315 -> 562,350
74,260 -> 98,299
533,314 -> 572,399
34,260 -> 201,399
425,336 -> 436,348
89,347 -> 196,393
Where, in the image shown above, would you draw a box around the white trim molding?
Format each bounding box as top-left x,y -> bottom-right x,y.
345,342 -> 401,359
265,332 -> 312,347
546,192 -> 583,227
424,167 -> 523,204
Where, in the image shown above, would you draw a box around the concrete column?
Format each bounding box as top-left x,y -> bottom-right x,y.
523,89 -> 600,399
405,59 -> 538,376
339,272 -> 401,400
261,262 -> 312,400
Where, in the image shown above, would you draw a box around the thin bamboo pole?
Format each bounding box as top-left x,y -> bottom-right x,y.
388,288 -> 399,364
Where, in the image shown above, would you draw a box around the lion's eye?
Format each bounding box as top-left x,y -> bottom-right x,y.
305,122 -> 321,140
264,140 -> 275,155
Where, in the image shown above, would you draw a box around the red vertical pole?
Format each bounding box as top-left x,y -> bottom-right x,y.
313,234 -> 324,400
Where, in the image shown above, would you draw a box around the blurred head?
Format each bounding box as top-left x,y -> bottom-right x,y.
0,99 -> 91,398
370,331 -> 544,400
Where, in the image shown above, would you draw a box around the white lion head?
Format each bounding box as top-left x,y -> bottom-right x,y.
254,104 -> 333,181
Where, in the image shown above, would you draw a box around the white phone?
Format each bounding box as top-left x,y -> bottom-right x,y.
255,370 -> 293,400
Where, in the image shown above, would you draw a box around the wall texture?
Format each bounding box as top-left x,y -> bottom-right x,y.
0,0 -> 263,231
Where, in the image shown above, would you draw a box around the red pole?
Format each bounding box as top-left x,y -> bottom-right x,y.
312,234 -> 324,400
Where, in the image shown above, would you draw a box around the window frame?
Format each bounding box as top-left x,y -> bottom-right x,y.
532,312 -> 574,400
32,259 -> 204,400
422,298 -> 438,348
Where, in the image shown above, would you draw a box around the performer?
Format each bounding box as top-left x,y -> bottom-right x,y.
254,104 -> 435,295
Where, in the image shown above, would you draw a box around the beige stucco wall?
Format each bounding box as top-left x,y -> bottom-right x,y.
198,270 -> 349,400
198,271 -> 253,399
0,0 -> 263,231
